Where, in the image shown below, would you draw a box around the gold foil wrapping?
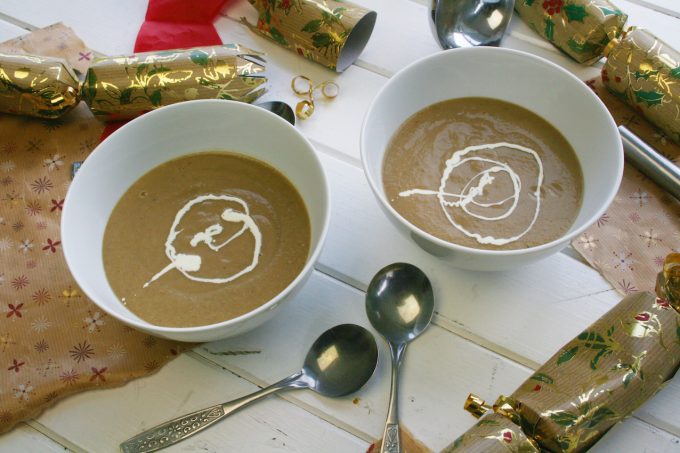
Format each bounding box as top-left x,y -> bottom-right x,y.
0,53 -> 80,118
242,0 -> 376,72
603,28 -> 680,144
442,413 -> 538,453
81,44 -> 267,121
446,257 -> 680,452
657,253 -> 680,312
515,0 -> 627,64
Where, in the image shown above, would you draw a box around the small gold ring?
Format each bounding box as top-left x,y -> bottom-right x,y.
295,99 -> 315,120
291,75 -> 313,96
317,81 -> 339,99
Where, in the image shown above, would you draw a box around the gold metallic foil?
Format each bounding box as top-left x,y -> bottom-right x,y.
0,52 -> 80,118
656,253 -> 680,312
81,44 -> 267,121
515,0 -> 627,64
603,28 -> 680,145
446,260 -> 680,452
442,412 -> 539,453
242,0 -> 377,72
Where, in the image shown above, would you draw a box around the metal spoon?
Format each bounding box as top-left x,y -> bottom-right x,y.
365,263 -> 434,453
431,0 -> 515,49
120,324 -> 378,453
256,100 -> 296,125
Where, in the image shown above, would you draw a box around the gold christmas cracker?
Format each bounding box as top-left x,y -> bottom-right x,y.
602,28 -> 680,145
445,254 -> 680,453
0,52 -> 80,118
514,0 -> 627,64
81,44 -> 267,121
242,0 -> 376,72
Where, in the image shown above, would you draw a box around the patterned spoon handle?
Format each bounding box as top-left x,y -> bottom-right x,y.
120,404 -> 225,453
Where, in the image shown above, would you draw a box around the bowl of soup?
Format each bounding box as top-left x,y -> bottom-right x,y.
361,47 -> 622,271
62,100 -> 330,342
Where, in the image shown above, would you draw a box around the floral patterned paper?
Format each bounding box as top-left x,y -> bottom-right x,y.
0,24 -> 189,435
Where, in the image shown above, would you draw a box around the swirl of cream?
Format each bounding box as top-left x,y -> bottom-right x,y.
143,194 -> 262,288
399,142 -> 543,246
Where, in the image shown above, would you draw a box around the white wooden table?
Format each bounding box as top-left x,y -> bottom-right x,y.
1,1 -> 679,452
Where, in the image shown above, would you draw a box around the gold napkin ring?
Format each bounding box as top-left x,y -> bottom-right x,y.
291,75 -> 339,120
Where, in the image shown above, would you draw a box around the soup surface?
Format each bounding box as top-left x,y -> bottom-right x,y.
383,97 -> 583,250
103,151 -> 310,327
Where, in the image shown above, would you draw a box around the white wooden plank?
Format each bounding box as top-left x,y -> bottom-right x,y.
593,418 -> 680,453
0,17 -> 28,42
34,354 -> 368,453
624,0 -> 680,18
617,0 -> 680,47
197,270 -> 531,451
0,424 -> 66,453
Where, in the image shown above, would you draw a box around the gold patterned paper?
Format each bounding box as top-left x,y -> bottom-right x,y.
81,44 -> 267,121
0,53 -> 80,119
242,0 -> 377,72
603,28 -> 680,145
446,286 -> 680,453
515,0 -> 627,64
657,253 -> 680,312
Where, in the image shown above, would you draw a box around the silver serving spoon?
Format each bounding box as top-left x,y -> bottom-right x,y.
365,263 -> 434,453
256,100 -> 296,125
431,0 -> 515,49
120,324 -> 378,453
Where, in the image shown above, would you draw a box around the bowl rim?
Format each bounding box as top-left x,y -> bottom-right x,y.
360,46 -> 623,257
62,99 -> 331,334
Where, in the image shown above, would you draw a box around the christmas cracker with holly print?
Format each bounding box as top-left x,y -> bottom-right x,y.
241,0 -> 376,72
0,53 -> 80,118
602,28 -> 680,145
81,44 -> 267,121
444,253 -> 680,453
515,0 -> 627,64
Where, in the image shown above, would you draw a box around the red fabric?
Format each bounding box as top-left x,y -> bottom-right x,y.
101,0 -> 228,139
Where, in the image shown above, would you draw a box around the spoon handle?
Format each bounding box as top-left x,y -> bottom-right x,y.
381,343 -> 407,453
120,372 -> 303,453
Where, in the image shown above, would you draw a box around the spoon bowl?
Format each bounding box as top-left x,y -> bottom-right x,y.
303,323 -> 379,397
256,100 -> 296,125
366,263 -> 434,344
432,0 -> 515,49
121,324 -> 377,453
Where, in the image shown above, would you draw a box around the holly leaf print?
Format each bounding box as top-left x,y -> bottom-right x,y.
190,50 -> 210,67
269,27 -> 289,46
524,0 -> 535,5
676,320 -> 680,344
623,371 -> 635,388
312,32 -> 334,49
670,66 -> 680,79
633,70 -> 658,80
333,7 -> 346,19
564,4 -> 588,22
149,89 -> 162,106
530,372 -> 554,384
147,66 -> 171,77
476,419 -> 499,426
119,88 -> 133,105
634,89 -> 664,107
302,19 -> 322,33
599,6 -> 623,16
567,38 -> 597,54
135,63 -> 149,76
584,407 -> 615,428
549,411 -> 579,427
557,346 -> 578,365
545,18 -> 555,41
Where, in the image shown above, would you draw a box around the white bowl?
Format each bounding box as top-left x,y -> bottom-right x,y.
361,47 -> 623,271
62,100 -> 330,342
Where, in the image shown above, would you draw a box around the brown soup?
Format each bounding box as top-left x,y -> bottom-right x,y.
103,152 -> 311,327
382,97 -> 583,250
